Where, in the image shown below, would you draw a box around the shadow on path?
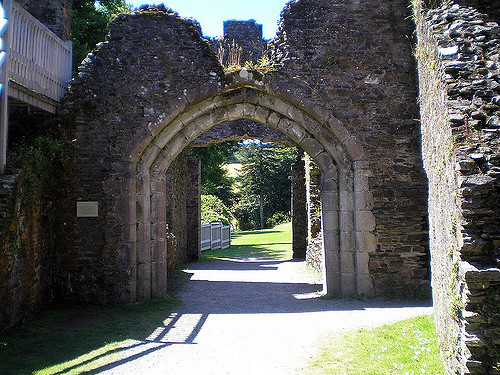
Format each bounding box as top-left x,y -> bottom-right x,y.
91,258 -> 431,374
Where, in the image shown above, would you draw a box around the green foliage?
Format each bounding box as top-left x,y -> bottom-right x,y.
18,136 -> 70,203
234,143 -> 297,230
71,0 -> 131,70
201,194 -> 234,226
193,142 -> 238,207
266,212 -> 290,228
306,315 -> 445,375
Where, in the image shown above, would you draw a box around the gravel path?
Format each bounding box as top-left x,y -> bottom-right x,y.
98,258 -> 432,375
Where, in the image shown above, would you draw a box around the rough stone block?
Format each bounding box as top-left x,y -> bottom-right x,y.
299,136 -> 324,158
356,211 -> 376,232
356,231 -> 377,253
340,250 -> 355,274
340,190 -> 354,211
322,210 -> 339,232
286,121 -> 307,143
342,135 -> 365,161
354,173 -> 370,192
151,221 -> 166,240
355,251 -> 370,274
322,191 -> 339,211
355,190 -> 374,211
321,174 -> 338,192
323,230 -> 339,254
340,229 -> 355,252
327,115 -> 350,144
151,261 -> 167,299
323,165 -> 338,181
253,106 -> 270,124
137,239 -> 151,264
341,272 -> 357,294
356,273 -> 374,297
137,263 -> 151,301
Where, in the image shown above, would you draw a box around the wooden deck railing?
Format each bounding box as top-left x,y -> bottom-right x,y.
0,0 -> 73,172
7,0 -> 72,112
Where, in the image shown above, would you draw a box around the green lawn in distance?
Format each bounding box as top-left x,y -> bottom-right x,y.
305,315 -> 445,375
0,298 -> 179,375
201,222 -> 292,261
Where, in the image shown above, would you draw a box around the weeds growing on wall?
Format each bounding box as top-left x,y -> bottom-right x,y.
17,136 -> 70,204
218,39 -> 277,74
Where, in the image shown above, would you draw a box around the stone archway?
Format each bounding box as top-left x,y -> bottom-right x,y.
127,79 -> 375,302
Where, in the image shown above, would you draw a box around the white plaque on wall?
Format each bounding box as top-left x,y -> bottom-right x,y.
76,201 -> 99,217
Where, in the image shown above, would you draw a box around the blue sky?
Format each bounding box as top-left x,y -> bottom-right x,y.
126,0 -> 290,39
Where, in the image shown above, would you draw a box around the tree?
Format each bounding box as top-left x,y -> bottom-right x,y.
201,195 -> 234,226
236,143 -> 297,229
71,0 -> 131,70
192,142 -> 239,207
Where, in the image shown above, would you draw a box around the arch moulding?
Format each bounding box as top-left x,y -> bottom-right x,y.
125,80 -> 376,302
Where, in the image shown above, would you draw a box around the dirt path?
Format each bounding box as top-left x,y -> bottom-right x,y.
98,258 -> 432,374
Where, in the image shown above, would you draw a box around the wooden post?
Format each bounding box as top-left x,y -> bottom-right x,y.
0,0 -> 11,174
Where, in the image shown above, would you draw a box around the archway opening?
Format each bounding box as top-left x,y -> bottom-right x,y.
129,84 -> 374,303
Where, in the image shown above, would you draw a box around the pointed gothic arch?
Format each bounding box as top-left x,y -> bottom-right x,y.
123,82 -> 375,301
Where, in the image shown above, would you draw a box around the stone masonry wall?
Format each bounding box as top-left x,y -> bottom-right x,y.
15,0 -> 71,40
415,1 -> 500,373
165,148 -> 201,268
272,0 -> 430,297
0,168 -> 59,331
58,6 -> 224,303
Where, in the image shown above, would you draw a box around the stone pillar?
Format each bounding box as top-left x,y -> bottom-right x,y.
186,150 -> 201,262
150,170 -> 167,299
291,149 -> 307,259
305,154 -> 323,274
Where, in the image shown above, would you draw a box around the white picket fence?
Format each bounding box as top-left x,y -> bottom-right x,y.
201,222 -> 231,251
8,0 -> 72,112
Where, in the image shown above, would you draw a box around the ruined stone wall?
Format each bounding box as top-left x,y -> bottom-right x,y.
0,189 -> 46,330
15,0 -> 71,40
58,7 -> 224,303
272,0 -> 430,297
0,158 -> 67,331
209,20 -> 267,66
453,0 -> 500,23
415,2 -> 500,373
165,148 -> 199,267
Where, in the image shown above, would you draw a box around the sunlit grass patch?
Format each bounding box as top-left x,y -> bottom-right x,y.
0,298 -> 179,375
201,222 -> 292,261
306,315 -> 445,375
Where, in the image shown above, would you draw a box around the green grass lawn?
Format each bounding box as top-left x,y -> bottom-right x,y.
201,222 -> 293,261
0,298 -> 179,375
306,315 -> 445,375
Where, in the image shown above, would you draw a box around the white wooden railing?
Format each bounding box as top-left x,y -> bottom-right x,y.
7,0 -> 72,112
201,222 -> 231,251
0,0 -> 73,172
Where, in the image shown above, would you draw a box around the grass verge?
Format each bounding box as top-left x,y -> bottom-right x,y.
305,315 -> 445,375
201,222 -> 292,261
0,298 -> 179,375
